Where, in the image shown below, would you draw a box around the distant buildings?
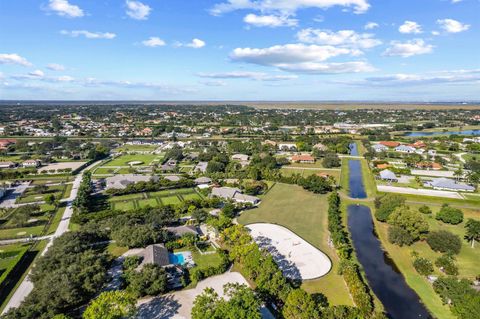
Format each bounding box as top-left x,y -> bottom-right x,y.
22,159 -> 41,168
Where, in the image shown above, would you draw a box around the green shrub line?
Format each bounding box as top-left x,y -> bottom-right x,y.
327,191 -> 375,315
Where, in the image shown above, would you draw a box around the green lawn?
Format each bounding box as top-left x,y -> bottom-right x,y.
111,201 -> 136,211
237,183 -> 353,306
160,196 -> 182,205
104,154 -> 160,166
113,145 -> 160,152
0,225 -> 45,240
0,244 -> 29,286
137,198 -> 159,208
192,250 -> 223,270
281,167 -> 340,183
93,167 -> 117,175
108,188 -> 200,211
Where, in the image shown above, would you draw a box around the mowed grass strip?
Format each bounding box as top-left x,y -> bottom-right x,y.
237,183 -> 353,306
104,154 -> 160,166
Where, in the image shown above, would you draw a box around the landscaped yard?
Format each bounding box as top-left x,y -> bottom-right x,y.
237,183 -> 353,306
108,188 -> 203,211
281,167 -> 341,183
16,184 -> 66,204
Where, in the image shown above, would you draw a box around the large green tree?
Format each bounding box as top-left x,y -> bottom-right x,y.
464,219 -> 480,248
83,291 -> 136,319
282,289 -> 320,319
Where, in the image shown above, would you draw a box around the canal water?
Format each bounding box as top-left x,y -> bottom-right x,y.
405,129 -> 480,137
347,159 -> 431,319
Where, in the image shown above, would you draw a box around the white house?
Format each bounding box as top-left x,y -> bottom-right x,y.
211,187 -> 260,205
231,154 -> 249,162
372,144 -> 389,153
395,145 -> 416,153
22,159 -> 41,168
425,178 -> 475,192
278,143 -> 297,151
379,169 -> 398,182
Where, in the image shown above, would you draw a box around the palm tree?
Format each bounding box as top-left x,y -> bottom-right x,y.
465,219 -> 480,248
453,168 -> 463,182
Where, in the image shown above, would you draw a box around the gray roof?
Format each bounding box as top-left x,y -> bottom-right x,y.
194,176 -> 212,184
232,154 -> 249,161
194,161 -> 208,173
429,178 -> 475,191
211,187 -> 241,199
166,225 -> 199,237
233,193 -> 260,204
379,169 -> 398,180
105,174 -> 159,190
373,144 -> 388,151
164,175 -> 181,182
140,244 -> 170,268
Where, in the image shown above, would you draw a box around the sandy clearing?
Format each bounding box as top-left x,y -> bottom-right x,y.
39,161 -> 86,173
377,185 -> 463,199
246,223 -> 332,280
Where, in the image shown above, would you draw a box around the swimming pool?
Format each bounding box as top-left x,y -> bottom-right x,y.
169,252 -> 186,265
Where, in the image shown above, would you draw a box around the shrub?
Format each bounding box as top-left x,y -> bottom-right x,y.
435,255 -> 459,276
436,204 -> 463,225
374,194 -> 405,222
388,226 -> 415,246
413,257 -> 434,276
418,205 -> 432,215
427,231 -> 462,254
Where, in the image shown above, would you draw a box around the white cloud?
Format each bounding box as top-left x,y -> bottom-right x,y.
210,0 -> 371,15
0,53 -> 32,66
451,0 -> 463,3
142,37 -> 166,47
125,0 -> 151,20
47,0 -> 84,18
346,69 -> 480,86
437,19 -> 470,33
176,39 -> 206,49
60,30 -> 116,39
243,14 -> 298,27
29,70 -> 45,77
231,44 -> 357,65
277,61 -> 376,74
399,21 -> 422,34
47,63 -> 65,71
199,80 -> 227,87
230,43 -> 374,74
55,75 -> 75,82
296,28 -> 382,49
364,22 -> 378,30
197,71 -> 297,81
384,39 -> 433,57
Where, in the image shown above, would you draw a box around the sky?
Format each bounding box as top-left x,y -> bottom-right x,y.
0,0 -> 479,101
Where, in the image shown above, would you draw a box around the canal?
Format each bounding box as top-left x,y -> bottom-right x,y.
346,157 -> 431,319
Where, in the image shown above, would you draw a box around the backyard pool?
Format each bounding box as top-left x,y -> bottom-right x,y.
169,253 -> 185,265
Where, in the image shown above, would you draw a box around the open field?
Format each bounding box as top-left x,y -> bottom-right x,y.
113,144 -> 160,152
103,154 -> 163,167
281,167 -> 341,182
108,188 -> 203,211
237,183 -> 353,306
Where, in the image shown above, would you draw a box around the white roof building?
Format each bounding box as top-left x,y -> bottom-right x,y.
425,178 -> 475,192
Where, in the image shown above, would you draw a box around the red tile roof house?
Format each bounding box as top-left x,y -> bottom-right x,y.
0,139 -> 16,150
416,162 -> 442,170
379,141 -> 401,148
291,155 -> 315,164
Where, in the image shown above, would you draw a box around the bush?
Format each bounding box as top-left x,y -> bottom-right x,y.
388,226 -> 414,246
427,231 -> 462,254
435,255 -> 459,276
374,194 -> 405,222
413,257 -> 433,276
436,204 -> 463,225
418,205 -> 432,215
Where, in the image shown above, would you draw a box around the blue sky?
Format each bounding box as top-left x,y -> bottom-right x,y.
0,0 -> 479,101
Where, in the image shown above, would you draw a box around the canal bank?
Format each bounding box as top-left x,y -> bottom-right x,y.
344,146 -> 432,319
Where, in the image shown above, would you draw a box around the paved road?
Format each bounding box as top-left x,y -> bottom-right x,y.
1,161 -> 100,314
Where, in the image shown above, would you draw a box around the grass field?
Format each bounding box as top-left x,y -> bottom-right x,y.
108,188 -> 203,211
113,144 -> 160,152
0,244 -> 29,286
237,183 -> 353,306
104,154 -> 162,167
16,184 -> 66,204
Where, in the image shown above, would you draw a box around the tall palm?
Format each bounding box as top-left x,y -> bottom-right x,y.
465,219 -> 480,248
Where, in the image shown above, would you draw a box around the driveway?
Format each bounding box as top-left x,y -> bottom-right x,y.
136,272 -> 274,319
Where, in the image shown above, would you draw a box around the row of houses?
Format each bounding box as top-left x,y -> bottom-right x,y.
373,141 -> 436,156
378,169 -> 475,192
0,160 -> 41,169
